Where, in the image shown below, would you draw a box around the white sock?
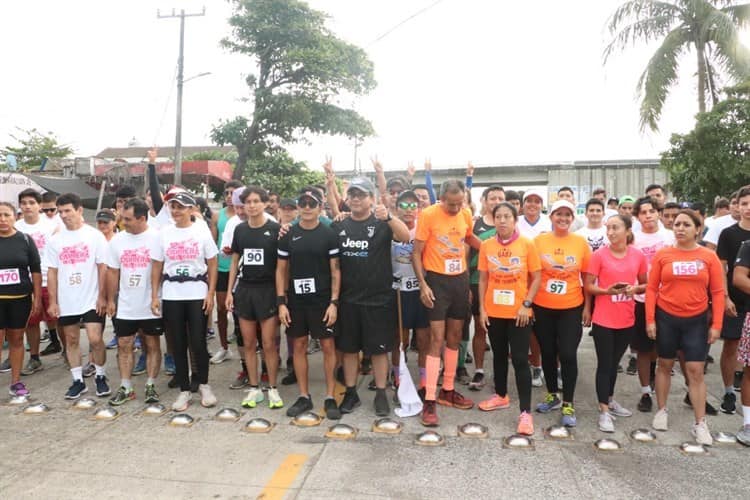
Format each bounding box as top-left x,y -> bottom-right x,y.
744,406 -> 750,427
95,364 -> 106,377
475,368 -> 484,374
121,379 -> 132,390
641,386 -> 651,395
726,386 -> 734,394
147,377 -> 155,386
71,367 -> 83,382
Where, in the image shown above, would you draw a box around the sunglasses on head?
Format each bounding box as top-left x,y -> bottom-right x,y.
297,199 -> 319,209
398,202 -> 418,210
42,208 -> 56,214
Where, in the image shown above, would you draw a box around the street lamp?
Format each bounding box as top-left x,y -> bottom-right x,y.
174,68 -> 211,185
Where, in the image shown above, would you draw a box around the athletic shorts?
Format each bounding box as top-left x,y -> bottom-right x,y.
737,313 -> 750,367
424,271 -> 470,322
286,303 -> 336,340
655,307 -> 709,362
470,283 -> 480,316
721,308 -> 746,341
216,271 -> 230,293
336,300 -> 397,356
630,301 -> 654,353
113,318 -> 164,337
58,309 -> 105,327
234,283 -> 277,321
0,295 -> 32,330
399,290 -> 429,330
26,287 -> 51,326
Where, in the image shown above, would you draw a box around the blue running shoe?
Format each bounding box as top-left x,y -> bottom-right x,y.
134,336 -> 142,351
536,393 -> 562,413
106,337 -> 118,349
132,352 -> 147,376
561,403 -> 577,427
164,354 -> 176,375
95,375 -> 111,397
65,380 -> 87,399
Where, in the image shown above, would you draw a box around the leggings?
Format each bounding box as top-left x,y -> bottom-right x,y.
592,324 -> 632,405
487,317 -> 532,412
532,304 -> 583,402
163,299 -> 209,392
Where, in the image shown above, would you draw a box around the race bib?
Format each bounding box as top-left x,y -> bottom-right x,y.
672,261 -> 698,276
294,278 -> 316,294
127,274 -> 144,288
0,268 -> 20,285
68,272 -> 82,287
175,266 -> 190,277
546,279 -> 567,295
445,259 -> 463,274
493,289 -> 515,306
611,293 -> 631,303
243,248 -> 264,266
400,276 -> 420,291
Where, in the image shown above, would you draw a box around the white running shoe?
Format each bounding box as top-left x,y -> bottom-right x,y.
242,387 -> 265,408
608,400 -> 633,417
268,387 -> 284,409
199,384 -> 217,407
172,391 -> 192,411
210,348 -> 231,364
598,411 -> 615,433
652,408 -> 668,431
531,367 -> 543,387
692,419 -> 713,446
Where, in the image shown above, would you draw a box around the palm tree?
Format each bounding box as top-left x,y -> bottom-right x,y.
604,0 -> 750,131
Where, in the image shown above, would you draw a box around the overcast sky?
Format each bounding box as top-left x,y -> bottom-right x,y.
2,0 -> 748,172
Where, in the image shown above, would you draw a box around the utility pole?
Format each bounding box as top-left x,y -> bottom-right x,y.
157,7 -> 205,186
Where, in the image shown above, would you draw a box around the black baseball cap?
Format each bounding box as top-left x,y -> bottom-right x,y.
297,188 -> 323,205
396,190 -> 418,203
95,210 -> 116,222
279,198 -> 297,208
169,192 -> 197,207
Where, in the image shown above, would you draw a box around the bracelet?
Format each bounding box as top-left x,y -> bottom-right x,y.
330,299 -> 339,306
276,296 -> 287,306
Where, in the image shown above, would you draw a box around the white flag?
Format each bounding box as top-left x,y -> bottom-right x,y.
394,348 -> 423,417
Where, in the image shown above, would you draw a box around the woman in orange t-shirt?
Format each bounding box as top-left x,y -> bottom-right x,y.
477,202 -> 541,436
645,210 -> 725,445
532,200 -> 592,428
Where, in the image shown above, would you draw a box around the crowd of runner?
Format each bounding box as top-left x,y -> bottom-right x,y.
1,154 -> 750,447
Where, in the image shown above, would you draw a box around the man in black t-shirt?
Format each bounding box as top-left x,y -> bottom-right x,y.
732,240 -> 750,445
276,187 -> 341,419
716,186 -> 750,414
332,177 -> 410,417
226,186 -> 283,411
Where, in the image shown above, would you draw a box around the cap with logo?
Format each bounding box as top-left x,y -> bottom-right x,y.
95,210 -> 116,222
396,190 -> 419,203
297,188 -> 323,205
169,192 -> 197,207
347,177 -> 376,196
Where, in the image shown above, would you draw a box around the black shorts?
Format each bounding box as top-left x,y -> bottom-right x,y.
721,308 -> 746,341
630,301 -> 654,353
234,283 -> 277,321
0,295 -> 31,330
425,271 -> 470,322
655,307 -> 709,362
286,303 -> 336,340
58,309 -> 105,327
113,318 -> 164,337
216,271 -> 230,293
337,300 -> 397,356
399,290 -> 429,330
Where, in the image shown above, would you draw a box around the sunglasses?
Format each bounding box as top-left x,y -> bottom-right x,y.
398,202 -> 418,210
297,199 -> 319,209
42,208 -> 57,214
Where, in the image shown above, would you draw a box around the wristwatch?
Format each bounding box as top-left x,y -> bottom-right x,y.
522,300 -> 532,308
330,299 -> 340,306
385,213 -> 392,222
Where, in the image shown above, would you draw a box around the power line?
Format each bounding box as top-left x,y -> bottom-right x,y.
370,0 -> 446,46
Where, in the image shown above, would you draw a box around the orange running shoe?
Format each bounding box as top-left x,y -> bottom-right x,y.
478,394 -> 510,411
437,388 -> 474,410
517,411 -> 534,436
421,400 -> 439,427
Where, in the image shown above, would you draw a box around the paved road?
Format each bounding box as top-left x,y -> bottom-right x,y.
1,322 -> 748,499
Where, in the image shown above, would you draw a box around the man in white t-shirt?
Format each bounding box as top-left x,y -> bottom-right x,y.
576,198 -> 609,252
517,188 -> 551,237
46,193 -> 109,400
556,186 -> 585,232
106,198 -> 164,407
703,193 -> 740,250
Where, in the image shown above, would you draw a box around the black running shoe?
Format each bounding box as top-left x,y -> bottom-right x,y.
286,395 -> 313,417
684,392 -> 718,415
65,380 -> 87,400
720,392 -> 737,414
40,342 -> 62,356
281,371 -> 297,386
95,375 -> 111,397
339,389 -> 361,414
735,371 -> 743,392
374,389 -> 389,417
626,357 -> 637,375
168,375 -> 180,389
324,398 -> 341,420
637,393 -> 652,412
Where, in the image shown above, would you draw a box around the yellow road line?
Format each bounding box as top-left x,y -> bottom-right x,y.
257,453 -> 308,500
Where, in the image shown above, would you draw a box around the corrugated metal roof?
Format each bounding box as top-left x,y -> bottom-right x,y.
96,146 -> 235,159
25,174 -> 100,200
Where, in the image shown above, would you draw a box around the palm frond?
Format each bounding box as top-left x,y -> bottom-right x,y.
705,8 -> 750,79
604,15 -> 677,63
722,2 -> 750,25
607,0 -> 683,36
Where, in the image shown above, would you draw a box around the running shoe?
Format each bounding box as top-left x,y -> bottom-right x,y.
652,408 -> 668,431
637,393 -> 653,412
206,328 -> 216,340
210,347 -> 230,364
281,371 -> 296,386
134,336 -> 142,351
536,393 -> 562,413
360,357 -> 372,375
561,403 -> 577,427
339,389 -> 362,414
720,392 -> 737,414
164,354 -> 176,375
616,364 -> 623,374
132,353 -> 147,376
374,389 -> 390,417
468,372 -> 486,391
144,384 -> 159,403
109,386 -> 135,406
268,388 -> 283,409
65,380 -> 88,399
531,367 -> 543,387
199,384 -> 217,407
242,387 -> 264,408
172,391 -> 192,411
230,371 -> 249,390
40,330 -> 50,342
367,378 -> 376,391
421,400 -> 439,427
598,411 -> 615,433
626,356 -> 637,375
683,393 -> 718,415
82,363 -> 96,378
95,375 -> 111,397
40,342 -> 62,356
705,354 -> 714,364
608,400 -> 633,417
437,388 -> 474,409
478,394 -> 510,411
9,382 -> 29,397
306,338 -> 321,354
734,371 -> 743,392
736,424 -> 750,446
325,398 -> 341,420
0,359 -> 10,373
692,419 -> 713,446
456,366 -> 471,385
105,337 -> 118,349
464,352 -> 473,364
167,376 -> 180,389
286,395 -> 313,417
21,358 -> 43,375
517,411 -> 534,436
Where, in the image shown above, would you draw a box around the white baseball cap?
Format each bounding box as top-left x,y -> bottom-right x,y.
523,188 -> 545,204
549,199 -> 576,216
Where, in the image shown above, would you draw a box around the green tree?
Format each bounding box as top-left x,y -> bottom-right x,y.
212,0 -> 376,180
661,81 -> 750,206
604,0 -> 750,131
3,127 -> 74,169
244,150 -> 325,197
